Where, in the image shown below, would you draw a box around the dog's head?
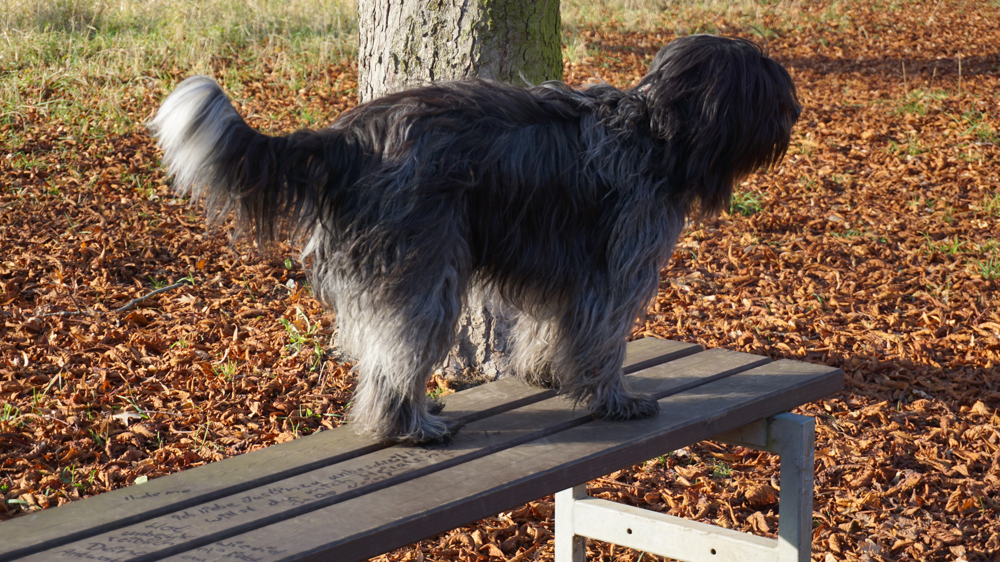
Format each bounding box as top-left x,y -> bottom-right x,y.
636,35 -> 801,216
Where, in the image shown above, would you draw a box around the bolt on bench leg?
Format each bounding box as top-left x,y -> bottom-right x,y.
554,413 -> 816,562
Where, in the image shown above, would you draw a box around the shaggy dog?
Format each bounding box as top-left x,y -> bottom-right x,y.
150,34 -> 800,442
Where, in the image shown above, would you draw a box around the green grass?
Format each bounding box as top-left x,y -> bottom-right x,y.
829,228 -> 874,240
981,193 -> 1000,217
889,134 -> 925,157
1,403 -> 23,426
562,31 -> 590,64
730,190 -> 764,216
971,256 -> 1000,280
60,466 -> 97,491
923,234 -> 967,255
892,88 -> 947,116
955,110 -> 999,144
147,275 -> 172,289
0,0 -> 818,138
708,459 -> 732,478
279,308 -> 326,371
213,359 -> 239,381
976,239 -> 1000,254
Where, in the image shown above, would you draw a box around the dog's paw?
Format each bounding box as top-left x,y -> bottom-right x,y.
396,414 -> 462,445
591,393 -> 659,421
427,398 -> 446,416
521,367 -> 558,389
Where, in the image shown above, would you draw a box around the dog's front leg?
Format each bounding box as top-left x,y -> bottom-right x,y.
581,343 -> 660,421
553,295 -> 660,422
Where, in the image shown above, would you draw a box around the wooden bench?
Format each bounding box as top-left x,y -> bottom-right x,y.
0,338 -> 842,562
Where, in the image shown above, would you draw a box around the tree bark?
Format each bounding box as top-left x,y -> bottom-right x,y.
357,0 -> 561,102
355,0 -> 562,380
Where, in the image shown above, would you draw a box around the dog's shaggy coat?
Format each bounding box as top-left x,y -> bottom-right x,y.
151,35 -> 800,442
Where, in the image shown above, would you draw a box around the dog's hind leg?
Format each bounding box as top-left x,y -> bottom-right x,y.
510,313 -> 560,389
343,259 -> 468,443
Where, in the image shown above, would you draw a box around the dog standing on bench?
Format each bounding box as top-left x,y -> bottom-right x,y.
151,34 -> 800,443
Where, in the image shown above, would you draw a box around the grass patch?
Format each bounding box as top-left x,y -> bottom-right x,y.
561,0 -> 806,36
924,235 -> 966,255
971,256 -> 1000,280
1,403 -> 23,426
213,359 -> 239,381
893,88 -> 947,116
1,0 -> 358,133
979,193 -> 1000,217
709,459 -> 732,478
955,110 -> 999,145
976,239 -> 1000,254
889,134 -> 925,157
279,308 -> 326,371
1,0 -> 817,137
730,190 -> 764,216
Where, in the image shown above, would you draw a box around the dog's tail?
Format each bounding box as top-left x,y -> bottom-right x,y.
150,75 -> 348,245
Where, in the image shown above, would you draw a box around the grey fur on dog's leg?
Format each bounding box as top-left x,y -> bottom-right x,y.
582,346 -> 659,421
510,314 -> 560,389
348,350 -> 459,442
350,370 -> 457,442
339,306 -> 456,442
556,305 -> 661,421
590,387 -> 659,421
338,246 -> 468,442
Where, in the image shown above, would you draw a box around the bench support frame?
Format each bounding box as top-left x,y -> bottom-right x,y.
555,413 -> 815,562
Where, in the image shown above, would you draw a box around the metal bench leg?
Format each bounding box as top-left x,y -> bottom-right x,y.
554,413 -> 816,562
554,484 -> 587,562
771,413 -> 816,562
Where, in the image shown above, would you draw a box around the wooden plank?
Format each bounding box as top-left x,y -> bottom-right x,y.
712,418 -> 769,449
622,337 -> 701,373
19,347 -> 746,562
155,360 -> 842,562
10,341 -> 715,562
0,423 -> 385,562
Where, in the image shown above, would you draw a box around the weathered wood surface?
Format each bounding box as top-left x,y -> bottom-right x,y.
1,339 -> 843,562
160,360 -> 842,562
0,338 -> 699,560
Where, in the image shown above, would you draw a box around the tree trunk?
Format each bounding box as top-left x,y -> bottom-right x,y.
355,0 -> 562,380
357,0 -> 561,102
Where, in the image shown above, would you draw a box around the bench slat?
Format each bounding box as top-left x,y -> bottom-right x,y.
156,359 -> 841,562
0,338 -> 700,561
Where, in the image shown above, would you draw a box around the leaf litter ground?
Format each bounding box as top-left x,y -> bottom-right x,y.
2,1 -> 1000,560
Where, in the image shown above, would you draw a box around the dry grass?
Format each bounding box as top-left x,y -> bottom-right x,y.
0,0 -> 357,134
0,0 -> 808,128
